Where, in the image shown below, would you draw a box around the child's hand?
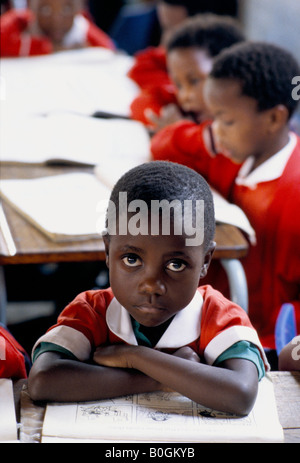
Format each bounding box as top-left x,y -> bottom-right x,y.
93,345 -> 137,369
145,104 -> 183,131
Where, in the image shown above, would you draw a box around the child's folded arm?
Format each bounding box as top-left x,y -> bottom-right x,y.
93,344 -> 259,416
28,350 -> 163,403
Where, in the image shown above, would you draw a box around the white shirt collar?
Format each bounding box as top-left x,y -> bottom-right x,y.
62,15 -> 89,48
236,132 -> 297,189
106,290 -> 203,349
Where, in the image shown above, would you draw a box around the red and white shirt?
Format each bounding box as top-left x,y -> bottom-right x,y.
32,285 -> 269,372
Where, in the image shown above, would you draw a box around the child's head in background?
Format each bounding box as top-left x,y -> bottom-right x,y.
165,13 -> 245,124
28,0 -> 82,47
157,0 -> 238,41
204,41 -> 300,167
102,161 -> 216,327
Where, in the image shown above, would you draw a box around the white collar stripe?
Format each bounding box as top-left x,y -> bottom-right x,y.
31,325 -> 91,362
204,325 -> 270,370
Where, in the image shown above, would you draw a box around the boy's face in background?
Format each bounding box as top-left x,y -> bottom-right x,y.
104,219 -> 213,328
204,78 -> 273,163
32,0 -> 80,44
168,47 -> 214,124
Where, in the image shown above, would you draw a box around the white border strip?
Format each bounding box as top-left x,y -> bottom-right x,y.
32,325 -> 91,361
204,325 -> 270,370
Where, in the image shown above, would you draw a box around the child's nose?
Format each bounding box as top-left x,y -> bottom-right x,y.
178,86 -> 193,106
138,273 -> 166,297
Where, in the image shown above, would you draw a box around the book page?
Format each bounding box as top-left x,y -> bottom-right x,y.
0,173 -> 111,242
212,189 -> 256,243
1,113 -> 150,166
1,48 -> 138,118
0,379 -> 19,442
41,375 -> 283,443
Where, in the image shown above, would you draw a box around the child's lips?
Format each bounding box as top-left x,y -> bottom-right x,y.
134,304 -> 167,315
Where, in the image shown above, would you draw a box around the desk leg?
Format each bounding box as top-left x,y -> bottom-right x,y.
220,259 -> 248,313
0,266 -> 7,326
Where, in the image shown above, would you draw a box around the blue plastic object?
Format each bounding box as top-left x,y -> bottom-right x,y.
275,303 -> 297,355
109,4 -> 159,55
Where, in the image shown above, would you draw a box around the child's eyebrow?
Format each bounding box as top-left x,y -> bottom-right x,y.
119,245 -> 144,254
163,251 -> 193,261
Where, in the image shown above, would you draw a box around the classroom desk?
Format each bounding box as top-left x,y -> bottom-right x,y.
0,165 -> 249,324
13,371 -> 300,443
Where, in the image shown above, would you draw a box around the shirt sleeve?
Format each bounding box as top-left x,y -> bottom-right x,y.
213,341 -> 266,380
32,341 -> 78,362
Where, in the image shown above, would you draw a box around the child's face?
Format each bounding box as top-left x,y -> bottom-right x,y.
104,229 -> 212,328
167,48 -> 214,124
204,78 -> 274,163
33,0 -> 80,44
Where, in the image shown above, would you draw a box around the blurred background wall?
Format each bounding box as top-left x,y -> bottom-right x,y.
239,0 -> 300,64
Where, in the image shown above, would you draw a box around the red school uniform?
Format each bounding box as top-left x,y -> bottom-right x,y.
152,123 -> 300,349
127,47 -> 178,125
0,326 -> 29,379
230,133 -> 300,349
31,285 -> 269,373
0,9 -> 115,57
151,119 -> 242,197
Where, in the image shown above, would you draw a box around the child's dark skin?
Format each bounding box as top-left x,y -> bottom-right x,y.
29,225 -> 259,416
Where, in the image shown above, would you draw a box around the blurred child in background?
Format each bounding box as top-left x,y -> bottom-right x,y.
0,0 -> 115,57
128,0 -> 240,130
152,42 -> 300,366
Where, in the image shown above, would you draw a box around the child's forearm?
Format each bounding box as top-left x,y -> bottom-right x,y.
127,346 -> 258,416
28,352 -> 161,403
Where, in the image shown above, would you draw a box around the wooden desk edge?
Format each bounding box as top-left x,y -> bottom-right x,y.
0,223 -> 248,264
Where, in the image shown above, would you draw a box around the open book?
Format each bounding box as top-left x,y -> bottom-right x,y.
1,47 -> 138,118
1,113 -> 150,167
41,375 -> 283,443
0,379 -> 19,443
0,173 -> 111,242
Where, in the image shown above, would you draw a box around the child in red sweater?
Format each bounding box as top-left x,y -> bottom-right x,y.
152,42 -> 300,364
0,0 -> 115,57
128,11 -> 244,130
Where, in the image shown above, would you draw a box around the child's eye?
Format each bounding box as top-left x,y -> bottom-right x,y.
122,255 -> 142,267
39,5 -> 52,16
189,77 -> 201,86
62,5 -> 73,16
166,260 -> 186,272
223,120 -> 235,126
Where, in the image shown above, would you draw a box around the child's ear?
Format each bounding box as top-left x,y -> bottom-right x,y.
199,242 -> 216,281
102,235 -> 110,268
267,104 -> 289,133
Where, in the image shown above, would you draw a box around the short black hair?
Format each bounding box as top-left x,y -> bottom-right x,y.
166,13 -> 244,57
210,41 -> 300,118
106,161 -> 215,251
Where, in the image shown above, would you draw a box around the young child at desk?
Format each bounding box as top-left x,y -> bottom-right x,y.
151,42 -> 300,362
28,162 -> 268,416
128,10 -> 244,131
0,0 -> 115,57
